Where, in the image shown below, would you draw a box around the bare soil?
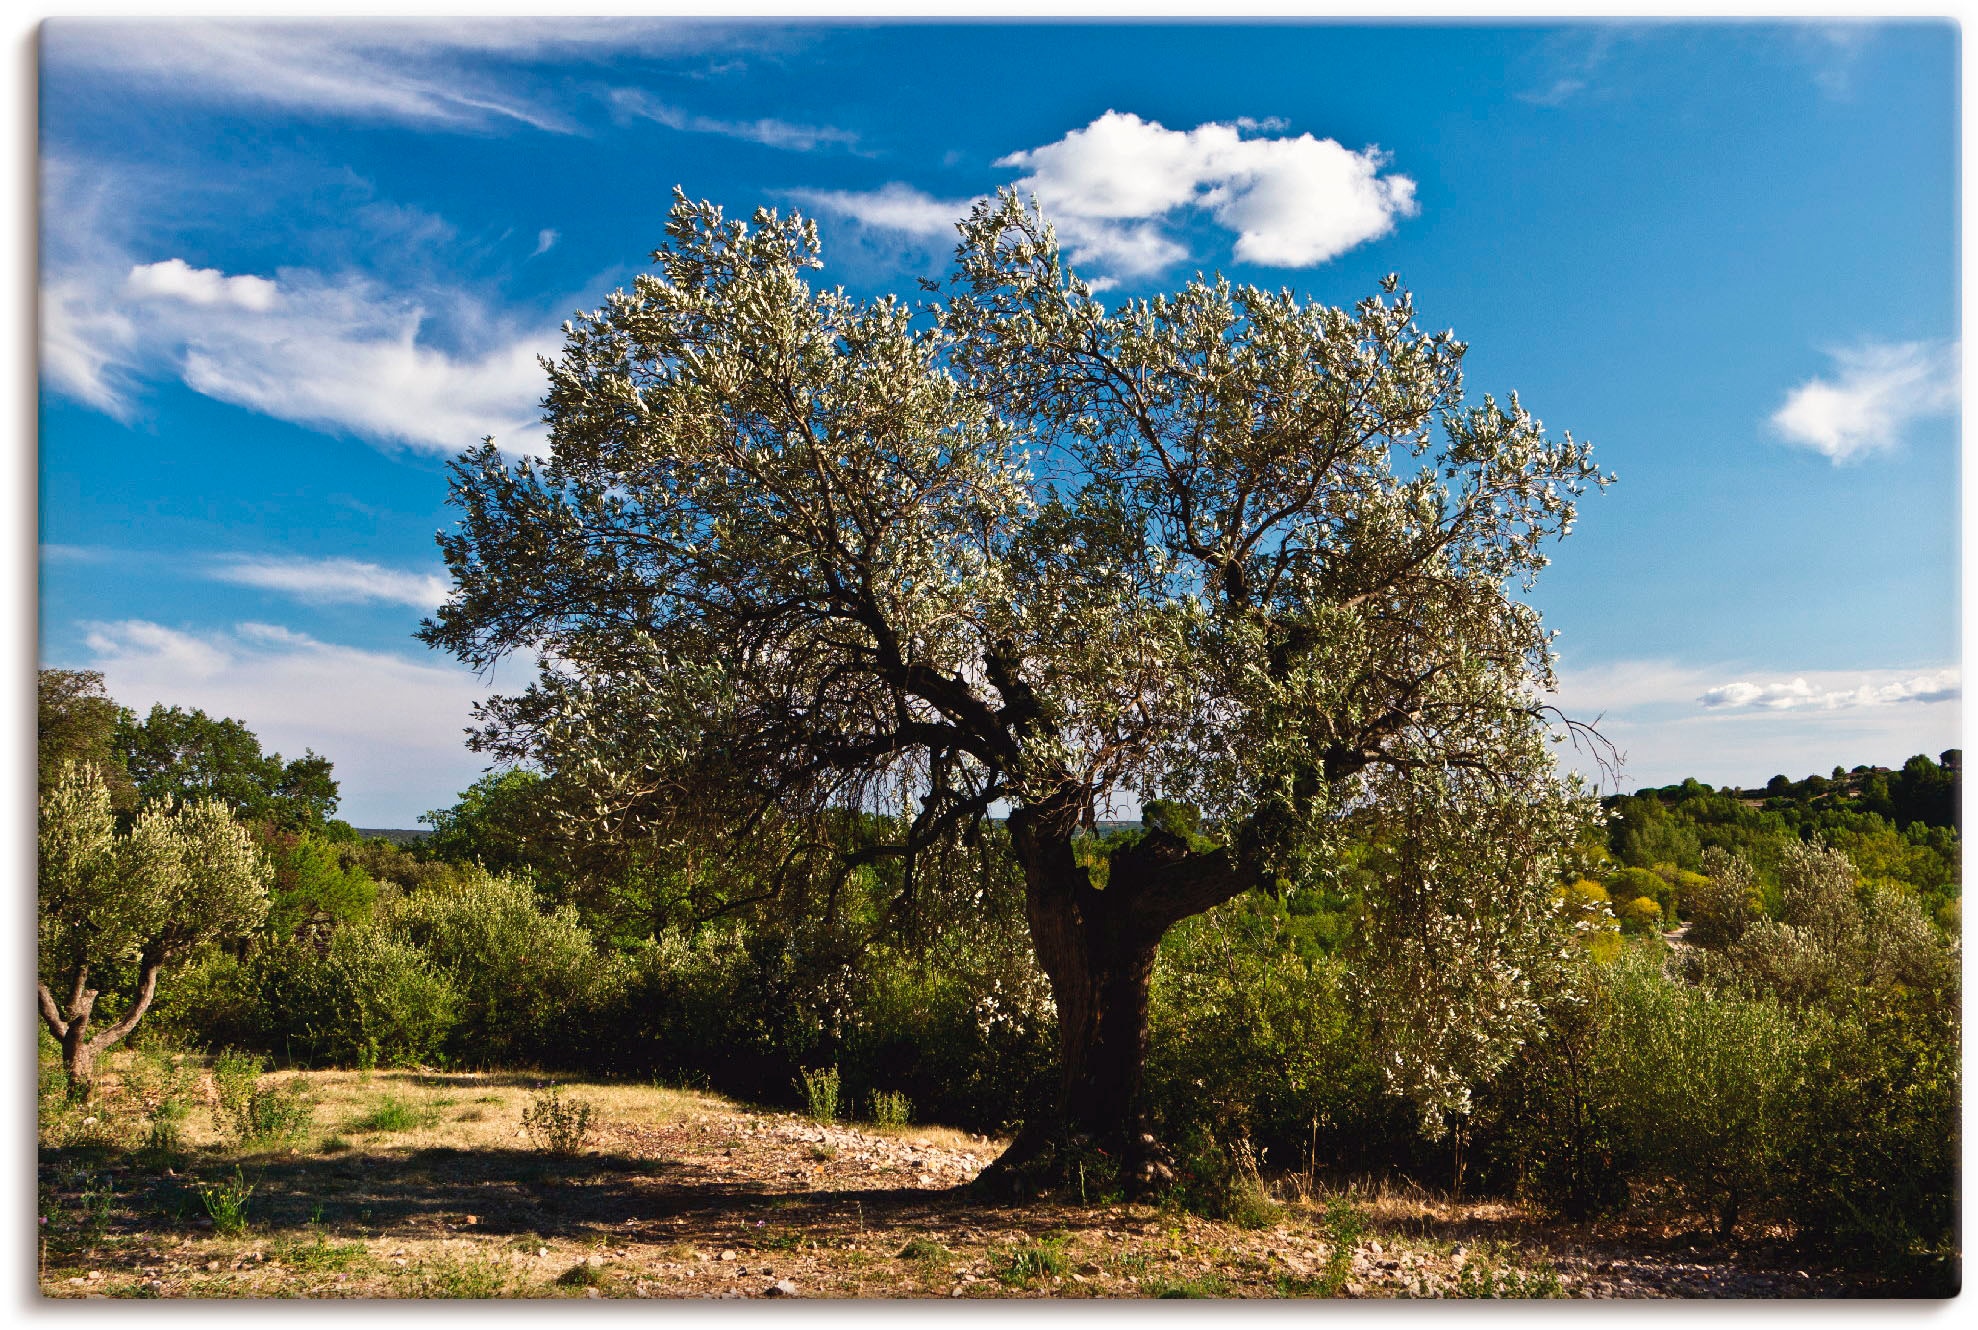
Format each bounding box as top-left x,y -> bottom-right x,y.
37,1064 -> 1881,1299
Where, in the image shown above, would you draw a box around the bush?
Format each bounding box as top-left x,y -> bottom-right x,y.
385,871 -> 625,1068
867,1089 -> 911,1127
276,928 -> 461,1068
520,1085 -> 598,1155
797,1066 -> 841,1123
210,1049 -> 313,1148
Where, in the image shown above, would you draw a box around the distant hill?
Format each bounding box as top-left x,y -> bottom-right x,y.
354,827 -> 433,846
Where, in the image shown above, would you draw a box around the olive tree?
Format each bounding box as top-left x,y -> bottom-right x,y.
38,762 -> 270,1095
421,191 -> 1606,1191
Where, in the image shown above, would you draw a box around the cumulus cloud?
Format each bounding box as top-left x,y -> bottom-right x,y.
47,255 -> 554,455
41,18 -> 750,132
128,258 -> 279,311
802,111 -> 1415,281
1698,669 -> 1960,712
612,88 -> 861,153
208,556 -> 451,610
1770,340 -> 1959,462
77,618 -> 505,826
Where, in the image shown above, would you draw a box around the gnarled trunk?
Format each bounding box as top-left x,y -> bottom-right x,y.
39,954 -> 166,1101
976,799 -> 1249,1199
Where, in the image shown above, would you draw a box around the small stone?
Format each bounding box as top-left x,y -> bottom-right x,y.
764,1279 -> 798,1297
584,1287 -> 601,1299
537,1247 -> 550,1258
205,1261 -> 221,1272
1076,1262 -> 1101,1276
463,1215 -> 478,1226
1368,1240 -> 1383,1255
718,1249 -> 737,1261
586,1254 -> 602,1268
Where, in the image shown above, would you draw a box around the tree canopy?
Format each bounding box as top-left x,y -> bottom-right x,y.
115,704 -> 340,832
421,191 -> 1608,1187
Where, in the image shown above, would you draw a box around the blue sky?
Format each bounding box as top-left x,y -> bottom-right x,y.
36,18 -> 1961,826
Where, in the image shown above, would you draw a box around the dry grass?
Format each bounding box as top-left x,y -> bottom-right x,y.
39,1055 -> 1853,1300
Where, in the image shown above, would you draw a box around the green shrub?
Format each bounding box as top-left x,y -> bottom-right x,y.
521,1085 -> 598,1155
386,871 -> 624,1068
210,1050 -> 314,1149
196,1166 -> 255,1235
348,1093 -> 439,1134
797,1066 -> 841,1123
867,1089 -> 910,1127
277,927 -> 460,1067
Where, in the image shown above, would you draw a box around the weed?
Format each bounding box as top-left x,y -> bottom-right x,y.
1452,1246 -> 1564,1299
196,1166 -> 255,1236
271,1233 -> 372,1273
796,1066 -> 841,1124
455,1107 -> 486,1123
867,1089 -> 911,1128
1148,1274 -> 1229,1298
348,1094 -> 438,1134
897,1236 -> 950,1262
808,1143 -> 839,1162
211,1051 -> 313,1149
319,1135 -> 353,1153
992,1232 -> 1070,1287
555,1259 -> 609,1288
759,1227 -> 811,1252
521,1085 -> 598,1155
1305,1196 -> 1368,1296
401,1253 -> 515,1298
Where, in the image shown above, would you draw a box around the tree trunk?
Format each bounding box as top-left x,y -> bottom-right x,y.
975,799 -> 1249,1199
39,956 -> 166,1101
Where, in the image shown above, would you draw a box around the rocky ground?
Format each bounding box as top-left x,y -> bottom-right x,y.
38,1066 -> 1888,1299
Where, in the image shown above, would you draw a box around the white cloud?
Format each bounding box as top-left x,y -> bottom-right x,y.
127,258 -> 278,311
1698,669 -> 1960,712
208,556 -> 451,610
47,255 -> 554,455
41,18 -> 748,133
1548,657 -> 1961,793
612,88 -> 861,153
77,618 -> 505,826
803,111 -> 1416,281
998,111 -> 1417,275
1769,340 -> 1959,462
532,229 -> 558,257
789,183 -> 978,238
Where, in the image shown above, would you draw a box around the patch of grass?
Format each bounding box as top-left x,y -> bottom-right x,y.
992,1232 -> 1071,1287
897,1236 -> 950,1262
1148,1274 -> 1230,1298
211,1050 -> 314,1149
1453,1245 -> 1564,1299
455,1107 -> 486,1123
758,1227 -> 811,1252
196,1166 -> 255,1236
271,1233 -> 373,1273
555,1259 -> 609,1288
808,1143 -> 839,1162
347,1093 -> 439,1134
318,1134 -> 354,1153
400,1253 -> 516,1299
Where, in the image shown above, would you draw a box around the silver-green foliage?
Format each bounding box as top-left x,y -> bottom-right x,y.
421,190 -> 1607,1138
38,762 -> 270,1091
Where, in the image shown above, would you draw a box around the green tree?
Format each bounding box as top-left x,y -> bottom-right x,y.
419,192 -> 1606,1191
115,704 -> 340,831
38,668 -> 136,809
37,763 -> 271,1094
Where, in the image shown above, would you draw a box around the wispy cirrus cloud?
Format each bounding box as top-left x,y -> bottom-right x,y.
41,18 -> 761,133
611,87 -> 861,153
208,556 -> 451,611
47,257 -> 554,455
77,618 -> 503,826
1769,340 -> 1959,462
798,110 -> 1417,281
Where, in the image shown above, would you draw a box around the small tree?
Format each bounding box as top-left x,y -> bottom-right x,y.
38,763 -> 270,1095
